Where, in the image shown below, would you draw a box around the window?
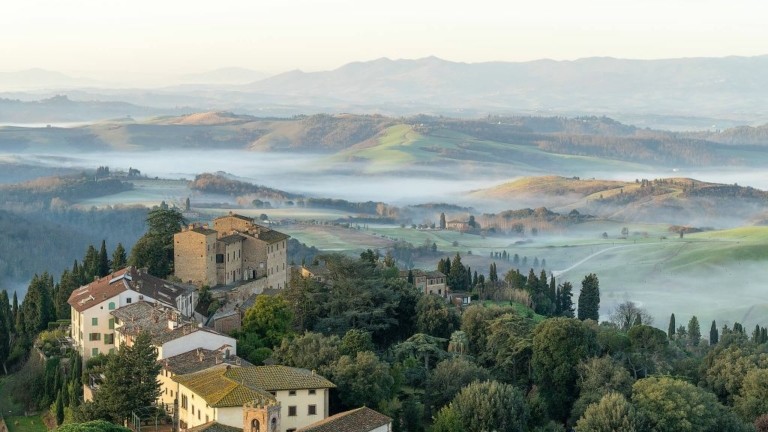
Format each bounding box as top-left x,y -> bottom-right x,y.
216,254 -> 224,264
288,390 -> 296,396
108,318 -> 114,330
308,389 -> 316,395
108,302 -> 115,310
89,333 -> 100,341
92,317 -> 98,326
192,405 -> 195,415
181,395 -> 188,409
126,297 -> 132,304
308,405 -> 317,416
288,406 -> 297,417
104,334 -> 114,344
92,347 -> 99,356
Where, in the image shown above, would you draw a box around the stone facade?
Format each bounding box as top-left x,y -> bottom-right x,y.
175,213 -> 289,290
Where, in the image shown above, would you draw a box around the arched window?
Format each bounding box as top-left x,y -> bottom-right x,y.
251,419 -> 260,432
270,417 -> 277,432
108,302 -> 116,310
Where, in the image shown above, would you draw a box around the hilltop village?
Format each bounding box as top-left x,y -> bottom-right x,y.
64,212 -> 434,432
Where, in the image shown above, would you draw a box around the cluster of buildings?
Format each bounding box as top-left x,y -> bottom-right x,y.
67,212 -> 392,432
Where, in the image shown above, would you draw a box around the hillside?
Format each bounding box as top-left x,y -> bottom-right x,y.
0,95 -> 189,123
471,176 -> 768,226
3,113 -> 768,173
244,55 -> 768,119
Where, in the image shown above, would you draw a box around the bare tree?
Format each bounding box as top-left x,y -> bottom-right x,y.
610,301 -> 653,331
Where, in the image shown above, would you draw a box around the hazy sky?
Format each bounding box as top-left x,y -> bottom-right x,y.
3,0 -> 767,77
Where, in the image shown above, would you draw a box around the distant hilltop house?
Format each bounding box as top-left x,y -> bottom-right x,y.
67,266 -> 198,360
299,264 -> 331,284
445,219 -> 470,232
174,212 -> 290,290
400,269 -> 447,297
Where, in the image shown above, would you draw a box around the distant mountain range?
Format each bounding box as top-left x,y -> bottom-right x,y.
3,55 -> 768,125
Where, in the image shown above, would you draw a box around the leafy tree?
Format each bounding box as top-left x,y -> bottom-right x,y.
756,414 -> 768,432
394,333 -> 448,373
734,368 -> 768,422
484,312 -> 535,386
627,325 -> 669,378
111,243 -> 127,271
668,313 -> 676,339
577,273 -> 599,321
415,294 -> 460,339
570,356 -> 635,424
332,351 -> 394,410
702,345 -> 768,404
710,320 -> 719,345
339,328 -> 374,356
272,332 -> 341,376
129,208 -> 185,278
447,330 -> 469,355
427,357 -> 492,410
688,315 -> 701,346
575,392 -> 647,432
240,295 -> 293,349
432,380 -> 528,432
532,317 -> 599,421
633,376 -> 749,432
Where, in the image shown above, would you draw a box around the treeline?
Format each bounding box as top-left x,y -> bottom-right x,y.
298,198 -> 399,216
0,173 -> 132,209
244,252 -> 765,431
189,173 -> 300,200
0,207 -> 146,288
479,207 -> 593,234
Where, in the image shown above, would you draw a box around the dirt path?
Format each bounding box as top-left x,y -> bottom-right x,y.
552,243 -> 657,277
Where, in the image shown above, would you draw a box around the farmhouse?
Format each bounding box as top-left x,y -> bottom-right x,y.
400,269 -> 447,297
174,213 -> 290,290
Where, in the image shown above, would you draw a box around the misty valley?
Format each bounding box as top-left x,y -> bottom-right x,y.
2,112 -> 768,334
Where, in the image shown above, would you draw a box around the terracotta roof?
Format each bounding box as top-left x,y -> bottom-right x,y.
297,407 -> 392,432
67,267 -> 196,313
68,268 -> 131,313
219,233 -> 246,245
173,365 -> 334,407
162,348 -> 251,376
112,301 -> 232,345
255,229 -> 290,243
215,213 -> 253,222
186,422 -> 242,432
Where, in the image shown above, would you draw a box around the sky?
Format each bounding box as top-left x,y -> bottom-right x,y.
2,0 -> 768,79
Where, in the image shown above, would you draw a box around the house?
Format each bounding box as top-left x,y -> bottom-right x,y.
400,270 -> 447,297
448,291 -> 472,307
445,220 -> 470,232
175,213 -> 290,290
111,301 -> 236,360
296,407 -> 392,432
67,267 -> 198,360
158,347 -> 251,411
173,364 -> 335,432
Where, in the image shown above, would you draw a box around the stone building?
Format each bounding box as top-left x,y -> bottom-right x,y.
175,213 -> 290,290
399,269 -> 447,297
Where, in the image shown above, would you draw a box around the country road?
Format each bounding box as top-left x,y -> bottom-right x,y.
551,243 -> 657,277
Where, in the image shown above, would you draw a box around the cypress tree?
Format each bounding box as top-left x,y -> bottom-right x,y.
112,243 -> 127,271
753,325 -> 762,343
577,273 -> 600,321
83,245 -> 99,281
668,313 -> 676,339
710,320 -> 719,345
559,282 -> 574,318
55,390 -> 64,425
97,240 -> 110,277
407,270 -> 414,285
11,291 -> 18,331
0,297 -> 8,371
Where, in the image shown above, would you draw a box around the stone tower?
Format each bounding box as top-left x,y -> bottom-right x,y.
243,394 -> 281,432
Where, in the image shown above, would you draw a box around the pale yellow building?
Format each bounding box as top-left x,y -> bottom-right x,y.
173,364 -> 335,432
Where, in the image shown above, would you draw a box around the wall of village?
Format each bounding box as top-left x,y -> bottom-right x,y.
266,239 -> 288,289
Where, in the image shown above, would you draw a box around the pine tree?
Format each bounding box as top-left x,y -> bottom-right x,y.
709,320 -> 719,345
687,316 -> 701,346
22,273 -> 56,336
97,240 -> 110,277
55,270 -> 78,320
0,295 -> 9,371
753,325 -> 762,343
11,291 -> 18,331
83,245 -> 99,281
668,313 -> 676,339
111,243 -> 127,271
577,273 -> 600,321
